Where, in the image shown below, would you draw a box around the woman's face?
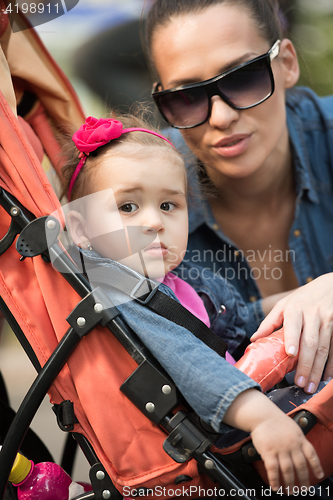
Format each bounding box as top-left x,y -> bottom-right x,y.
151,4 -> 298,181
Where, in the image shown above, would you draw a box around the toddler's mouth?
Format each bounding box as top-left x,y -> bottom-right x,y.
144,242 -> 168,256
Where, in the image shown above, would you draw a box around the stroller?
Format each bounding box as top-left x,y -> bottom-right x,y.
0,6 -> 333,500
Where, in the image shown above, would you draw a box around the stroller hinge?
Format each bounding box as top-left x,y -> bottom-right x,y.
163,411 -> 215,463
15,215 -> 60,260
66,287 -> 120,338
120,359 -> 180,425
293,409 -> 317,434
89,463 -> 122,500
0,188 -> 36,256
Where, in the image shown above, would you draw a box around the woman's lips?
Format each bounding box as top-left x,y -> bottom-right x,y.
212,134 -> 252,158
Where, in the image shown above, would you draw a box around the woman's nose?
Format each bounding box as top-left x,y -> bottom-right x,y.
208,95 -> 240,129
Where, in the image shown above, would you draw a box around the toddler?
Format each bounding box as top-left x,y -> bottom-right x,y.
61,114 -> 323,492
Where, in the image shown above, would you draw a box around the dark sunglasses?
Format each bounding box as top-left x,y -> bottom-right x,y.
152,40 -> 281,129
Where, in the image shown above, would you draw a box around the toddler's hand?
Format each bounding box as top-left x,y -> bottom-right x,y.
251,416 -> 324,491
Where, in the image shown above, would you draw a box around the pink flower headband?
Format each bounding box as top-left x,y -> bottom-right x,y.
68,116 -> 174,201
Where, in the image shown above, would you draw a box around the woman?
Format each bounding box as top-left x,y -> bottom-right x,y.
144,0 -> 333,393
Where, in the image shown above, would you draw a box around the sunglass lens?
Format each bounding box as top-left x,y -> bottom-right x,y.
218,59 -> 272,108
158,87 -> 209,128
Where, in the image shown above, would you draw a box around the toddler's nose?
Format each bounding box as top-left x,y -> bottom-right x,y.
142,209 -> 164,233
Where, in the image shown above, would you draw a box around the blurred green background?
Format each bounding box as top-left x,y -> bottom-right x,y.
291,0 -> 333,96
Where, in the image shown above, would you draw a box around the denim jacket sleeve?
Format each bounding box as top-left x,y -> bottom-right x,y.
246,299 -> 265,337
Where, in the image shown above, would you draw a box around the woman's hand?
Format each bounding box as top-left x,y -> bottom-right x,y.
251,273 -> 333,393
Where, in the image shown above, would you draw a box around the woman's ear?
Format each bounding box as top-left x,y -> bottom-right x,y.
279,38 -> 300,89
66,210 -> 90,248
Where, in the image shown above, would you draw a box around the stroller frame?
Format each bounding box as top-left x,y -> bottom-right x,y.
0,187 -> 270,500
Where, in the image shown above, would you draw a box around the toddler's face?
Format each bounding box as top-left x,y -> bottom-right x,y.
68,148 -> 188,279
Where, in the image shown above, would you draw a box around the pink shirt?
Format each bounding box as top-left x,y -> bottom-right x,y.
162,273 -> 235,365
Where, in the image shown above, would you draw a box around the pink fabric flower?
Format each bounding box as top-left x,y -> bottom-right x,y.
68,115 -> 174,201
72,117 -> 123,154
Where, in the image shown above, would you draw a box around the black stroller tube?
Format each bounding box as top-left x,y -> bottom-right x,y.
0,327 -> 80,498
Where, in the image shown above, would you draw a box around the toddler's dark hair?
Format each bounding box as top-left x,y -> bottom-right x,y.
61,109 -> 185,201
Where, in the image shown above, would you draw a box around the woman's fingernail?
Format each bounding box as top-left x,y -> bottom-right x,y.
297,376 -> 306,387
325,377 -> 332,382
287,345 -> 297,356
306,383 -> 316,394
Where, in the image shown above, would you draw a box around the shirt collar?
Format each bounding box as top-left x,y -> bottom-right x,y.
286,90 -> 319,204
187,172 -> 214,234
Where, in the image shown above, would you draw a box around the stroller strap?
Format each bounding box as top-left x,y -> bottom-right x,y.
85,263 -> 228,358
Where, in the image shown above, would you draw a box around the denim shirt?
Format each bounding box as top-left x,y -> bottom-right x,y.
78,249 -> 259,433
166,87 -> 333,338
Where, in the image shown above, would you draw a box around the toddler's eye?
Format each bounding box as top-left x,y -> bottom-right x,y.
120,203 -> 138,213
160,202 -> 176,212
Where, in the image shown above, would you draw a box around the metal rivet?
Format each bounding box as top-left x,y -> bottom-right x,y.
77,317 -> 86,327
145,402 -> 155,413
10,207 -> 19,216
96,470 -> 105,480
219,305 -> 226,315
204,459 -> 214,470
247,446 -> 257,457
102,490 -> 111,499
298,416 -> 309,428
46,219 -> 56,230
94,303 -> 104,313
162,385 -> 172,395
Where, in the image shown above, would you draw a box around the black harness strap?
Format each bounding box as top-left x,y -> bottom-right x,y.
147,291 -> 227,357
86,265 -> 227,358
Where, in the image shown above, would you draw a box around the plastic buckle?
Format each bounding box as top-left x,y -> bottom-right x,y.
130,277 -> 159,304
